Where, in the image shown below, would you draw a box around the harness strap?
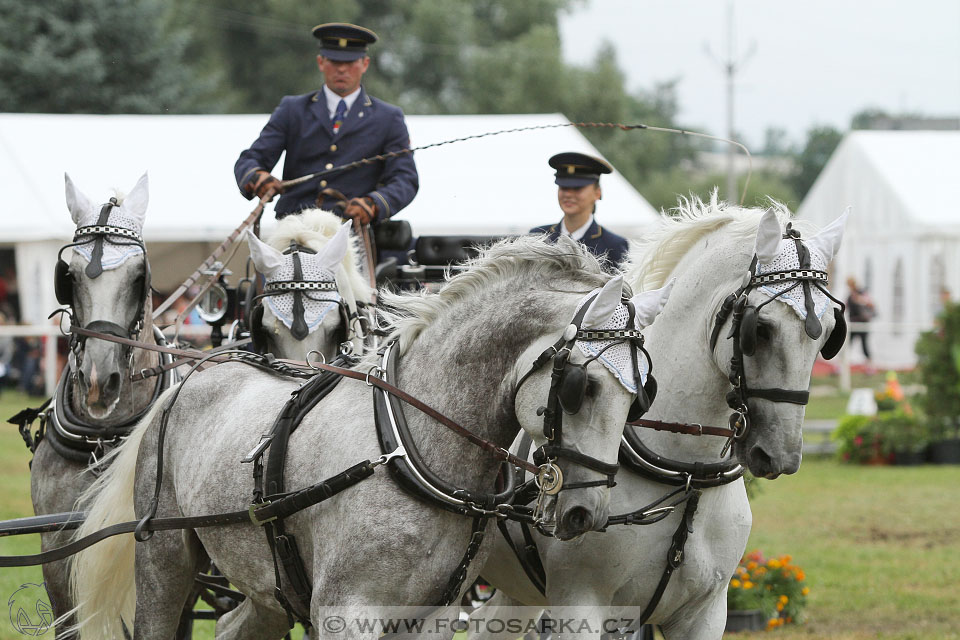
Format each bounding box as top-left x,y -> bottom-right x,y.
625,490 -> 701,631
0,460 -> 376,568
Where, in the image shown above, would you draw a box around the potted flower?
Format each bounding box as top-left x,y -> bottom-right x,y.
832,414 -> 888,465
727,550 -> 810,631
878,409 -> 928,465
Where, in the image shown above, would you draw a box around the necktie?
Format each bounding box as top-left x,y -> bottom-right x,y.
332,99 -> 347,135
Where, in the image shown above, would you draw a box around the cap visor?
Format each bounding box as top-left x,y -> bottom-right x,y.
320,48 -> 365,62
555,176 -> 597,188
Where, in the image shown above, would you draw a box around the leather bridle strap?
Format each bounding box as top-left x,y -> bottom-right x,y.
627,418 -> 735,439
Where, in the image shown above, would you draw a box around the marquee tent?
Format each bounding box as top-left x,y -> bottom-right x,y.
797,130 -> 960,369
0,113 -> 658,324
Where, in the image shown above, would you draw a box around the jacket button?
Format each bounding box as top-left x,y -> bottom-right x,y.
330,144 -> 337,152
320,180 -> 327,187
325,163 -> 333,169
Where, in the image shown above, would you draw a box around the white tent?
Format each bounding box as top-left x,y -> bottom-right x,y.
0,113 -> 657,324
797,130 -> 960,369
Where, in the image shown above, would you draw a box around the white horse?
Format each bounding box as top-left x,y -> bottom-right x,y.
249,209 -> 373,361
476,197 -> 848,639
68,236 -> 672,639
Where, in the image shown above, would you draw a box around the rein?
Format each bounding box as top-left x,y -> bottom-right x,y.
64,325 -> 539,474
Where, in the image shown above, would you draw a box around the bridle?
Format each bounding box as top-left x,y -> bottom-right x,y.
513,293 -> 655,500
709,223 -> 847,451
244,242 -> 360,355
54,198 -> 150,371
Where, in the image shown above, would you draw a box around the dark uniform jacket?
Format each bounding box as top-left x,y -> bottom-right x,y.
234,87 -> 419,220
530,219 -> 630,268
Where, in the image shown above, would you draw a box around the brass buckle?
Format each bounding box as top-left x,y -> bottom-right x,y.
248,501 -> 277,526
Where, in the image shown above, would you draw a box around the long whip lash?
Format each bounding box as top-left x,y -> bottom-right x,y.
280,121 -> 753,205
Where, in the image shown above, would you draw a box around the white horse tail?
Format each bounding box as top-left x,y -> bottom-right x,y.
68,390 -> 168,638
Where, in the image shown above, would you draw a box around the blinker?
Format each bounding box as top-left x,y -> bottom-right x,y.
739,304 -> 759,357
557,361 -> 588,415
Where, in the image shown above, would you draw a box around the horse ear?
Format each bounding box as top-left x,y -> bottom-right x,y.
754,209 -> 783,265
582,274 -> 624,328
246,229 -> 285,277
64,173 -> 94,226
316,222 -> 351,272
122,172 -> 149,231
630,279 -> 675,329
805,208 -> 849,264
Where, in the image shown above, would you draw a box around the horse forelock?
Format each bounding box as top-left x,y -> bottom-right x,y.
264,208 -> 373,305
376,235 -> 610,355
624,191 -> 797,292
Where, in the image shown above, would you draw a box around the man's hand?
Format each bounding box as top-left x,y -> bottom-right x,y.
344,197 -> 377,226
245,171 -> 285,201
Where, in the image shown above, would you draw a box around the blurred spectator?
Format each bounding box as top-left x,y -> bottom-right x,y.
0,310 -> 13,395
846,276 -> 876,369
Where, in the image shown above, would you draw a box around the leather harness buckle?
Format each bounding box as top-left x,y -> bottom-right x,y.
249,501 -> 277,526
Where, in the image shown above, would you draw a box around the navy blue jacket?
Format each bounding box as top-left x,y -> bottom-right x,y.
235,87 -> 419,220
530,219 -> 630,269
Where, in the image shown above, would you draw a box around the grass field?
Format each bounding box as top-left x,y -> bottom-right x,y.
2,390 -> 958,639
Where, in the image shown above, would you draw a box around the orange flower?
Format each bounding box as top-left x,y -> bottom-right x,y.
795,570 -> 806,581
802,587 -> 810,596
730,579 -> 741,588
767,559 -> 782,569
743,581 -> 754,590
779,595 -> 789,604
746,561 -> 758,571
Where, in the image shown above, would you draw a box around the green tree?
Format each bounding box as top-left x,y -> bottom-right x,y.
789,125 -> 842,200
0,0 -> 212,113
915,301 -> 960,440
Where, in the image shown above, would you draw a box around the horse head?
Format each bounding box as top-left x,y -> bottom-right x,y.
246,211 -> 368,361
511,268 -> 673,539
60,173 -> 151,419
707,208 -> 848,478
626,197 -> 847,480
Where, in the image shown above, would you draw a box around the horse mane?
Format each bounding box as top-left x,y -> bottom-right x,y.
625,191 -> 796,291
377,235 -> 610,354
264,208 -> 373,303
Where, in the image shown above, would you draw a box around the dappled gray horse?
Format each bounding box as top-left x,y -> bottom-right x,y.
30,173 -> 164,636
32,179 -> 363,637
70,236 -> 671,639
477,197 -> 848,639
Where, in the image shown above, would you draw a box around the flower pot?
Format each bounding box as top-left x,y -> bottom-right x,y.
725,609 -> 766,633
927,438 -> 960,464
892,449 -> 925,466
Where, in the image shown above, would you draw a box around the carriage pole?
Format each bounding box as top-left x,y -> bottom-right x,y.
152,196 -> 269,320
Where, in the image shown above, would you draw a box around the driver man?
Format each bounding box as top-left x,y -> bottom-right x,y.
234,22 -> 419,227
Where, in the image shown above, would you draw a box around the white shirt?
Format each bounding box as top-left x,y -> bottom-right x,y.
323,85 -> 361,119
561,214 -> 595,241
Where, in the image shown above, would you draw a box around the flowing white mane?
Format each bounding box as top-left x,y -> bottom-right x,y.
625,192 -> 798,292
378,235 -> 610,353
264,208 -> 373,306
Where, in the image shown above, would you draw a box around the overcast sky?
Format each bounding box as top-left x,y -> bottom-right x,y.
559,0 -> 960,149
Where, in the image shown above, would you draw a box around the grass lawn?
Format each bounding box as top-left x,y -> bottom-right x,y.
2,391 -> 959,639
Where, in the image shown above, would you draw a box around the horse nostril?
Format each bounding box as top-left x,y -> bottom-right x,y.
103,372 -> 122,398
749,444 -> 780,478
562,506 -> 592,535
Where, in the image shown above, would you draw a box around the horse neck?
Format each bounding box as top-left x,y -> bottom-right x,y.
395,283 -> 574,494
639,230 -> 750,463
